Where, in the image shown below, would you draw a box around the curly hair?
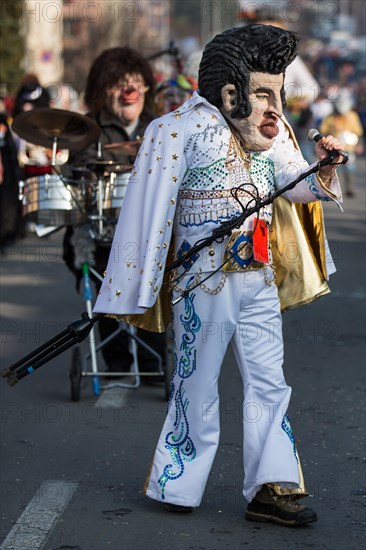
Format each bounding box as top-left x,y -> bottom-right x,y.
198,24 -> 299,118
84,47 -> 156,120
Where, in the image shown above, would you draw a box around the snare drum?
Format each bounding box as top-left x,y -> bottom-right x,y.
102,170 -> 131,217
20,174 -> 85,225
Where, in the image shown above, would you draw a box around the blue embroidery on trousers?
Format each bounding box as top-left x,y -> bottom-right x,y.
282,414 -> 299,463
159,278 -> 201,499
158,380 -> 197,499
178,282 -> 201,378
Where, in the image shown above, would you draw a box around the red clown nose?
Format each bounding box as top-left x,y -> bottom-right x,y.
120,86 -> 139,104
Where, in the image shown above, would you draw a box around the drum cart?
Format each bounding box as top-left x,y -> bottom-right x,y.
66,160 -> 174,402
10,107 -> 175,401
69,260 -> 175,402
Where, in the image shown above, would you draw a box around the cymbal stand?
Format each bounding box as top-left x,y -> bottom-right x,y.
94,141 -> 104,237
51,135 -> 59,167
97,175 -> 104,237
85,165 -> 107,241
96,141 -> 104,236
49,134 -> 86,218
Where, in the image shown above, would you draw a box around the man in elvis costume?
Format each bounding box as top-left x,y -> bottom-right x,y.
94,25 -> 344,526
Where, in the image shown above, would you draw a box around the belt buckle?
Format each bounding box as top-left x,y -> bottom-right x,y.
223,231 -> 254,272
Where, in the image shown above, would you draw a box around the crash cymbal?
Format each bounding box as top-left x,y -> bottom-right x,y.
104,140 -> 141,155
76,160 -> 133,173
12,108 -> 101,151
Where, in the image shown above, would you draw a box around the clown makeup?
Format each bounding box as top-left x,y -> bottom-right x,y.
221,72 -> 284,151
161,86 -> 191,113
106,72 -> 149,126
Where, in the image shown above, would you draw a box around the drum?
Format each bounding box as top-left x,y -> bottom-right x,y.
102,170 -> 132,217
20,174 -> 86,225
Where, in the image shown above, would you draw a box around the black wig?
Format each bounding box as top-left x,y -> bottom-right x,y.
198,24 -> 299,118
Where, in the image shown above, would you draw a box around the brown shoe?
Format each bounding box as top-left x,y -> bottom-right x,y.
245,484 -> 317,526
165,503 -> 194,513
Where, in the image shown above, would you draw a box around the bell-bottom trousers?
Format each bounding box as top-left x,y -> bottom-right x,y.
145,269 -> 301,507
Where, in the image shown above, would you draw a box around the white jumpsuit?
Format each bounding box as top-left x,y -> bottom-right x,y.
94,92 -> 342,505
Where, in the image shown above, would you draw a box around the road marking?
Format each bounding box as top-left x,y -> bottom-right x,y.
95,386 -> 133,409
0,480 -> 78,550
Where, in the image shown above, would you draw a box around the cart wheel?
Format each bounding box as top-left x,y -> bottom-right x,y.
164,342 -> 175,401
69,347 -> 82,402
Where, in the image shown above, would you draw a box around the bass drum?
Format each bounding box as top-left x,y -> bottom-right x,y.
20,174 -> 86,226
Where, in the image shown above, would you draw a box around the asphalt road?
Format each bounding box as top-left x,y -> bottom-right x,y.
1,159 -> 365,550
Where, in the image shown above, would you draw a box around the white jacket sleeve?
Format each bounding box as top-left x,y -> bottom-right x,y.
93,114 -> 187,315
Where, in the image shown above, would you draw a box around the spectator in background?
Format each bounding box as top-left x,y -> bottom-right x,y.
0,98 -> 9,116
12,73 -> 54,179
281,52 -> 320,163
310,90 -> 334,129
285,97 -> 316,163
339,61 -> 358,90
13,73 -> 50,118
321,90 -> 363,197
2,95 -> 16,118
155,74 -> 194,115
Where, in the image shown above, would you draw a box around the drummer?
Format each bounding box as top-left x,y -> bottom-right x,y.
69,47 -> 156,165
63,47 -> 165,376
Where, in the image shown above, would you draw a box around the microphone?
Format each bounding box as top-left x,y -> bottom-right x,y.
307,129 -> 348,162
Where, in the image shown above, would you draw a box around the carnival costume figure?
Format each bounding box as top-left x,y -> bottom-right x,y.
94,25 -> 345,526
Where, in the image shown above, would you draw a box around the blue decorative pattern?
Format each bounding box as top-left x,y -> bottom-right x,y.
177,239 -> 200,271
306,175 -> 332,201
178,211 -> 240,228
282,414 -> 298,463
158,380 -> 197,500
167,325 -> 178,407
178,281 -> 202,378
158,278 -> 201,499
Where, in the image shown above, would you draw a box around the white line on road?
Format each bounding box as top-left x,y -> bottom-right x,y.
0,480 -> 79,550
